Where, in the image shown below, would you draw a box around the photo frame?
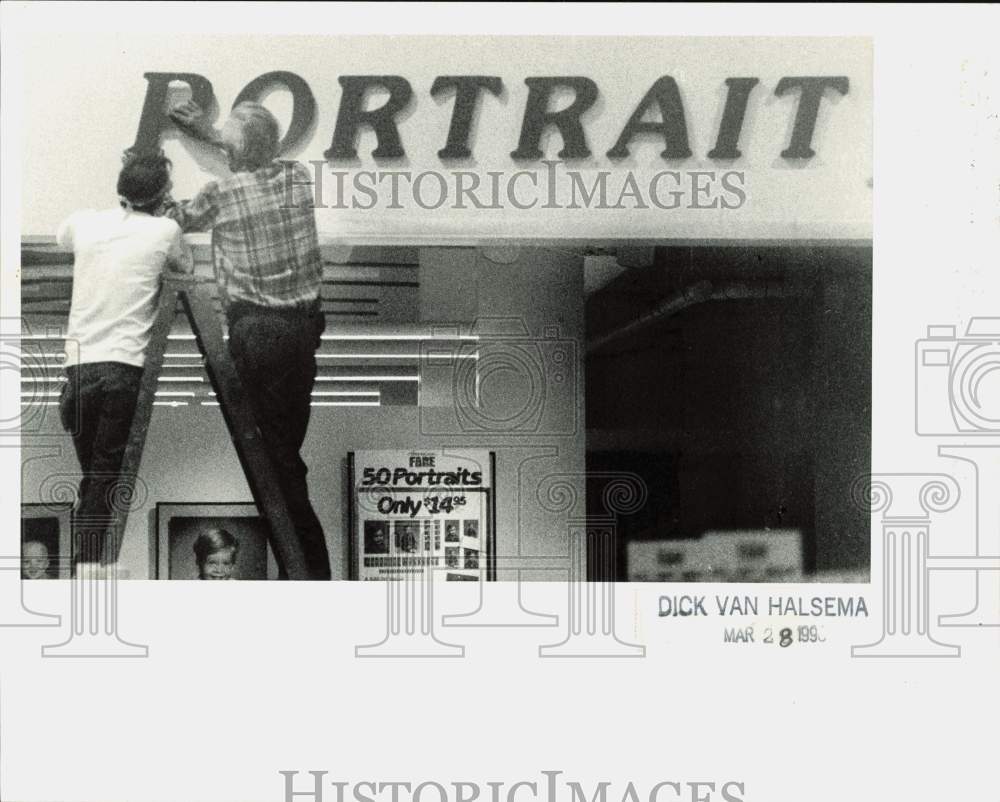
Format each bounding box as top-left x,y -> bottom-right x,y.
153,502 -> 279,580
20,502 -> 72,579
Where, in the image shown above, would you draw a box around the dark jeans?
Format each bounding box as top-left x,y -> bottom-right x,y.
59,361 -> 143,565
227,302 -> 331,580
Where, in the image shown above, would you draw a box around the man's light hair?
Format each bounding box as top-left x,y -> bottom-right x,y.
229,102 -> 281,170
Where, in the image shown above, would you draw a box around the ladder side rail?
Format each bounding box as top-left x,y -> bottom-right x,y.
106,277 -> 184,563
179,281 -> 311,580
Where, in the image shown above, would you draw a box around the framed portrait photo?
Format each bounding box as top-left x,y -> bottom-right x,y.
20,503 -> 72,579
153,503 -> 278,581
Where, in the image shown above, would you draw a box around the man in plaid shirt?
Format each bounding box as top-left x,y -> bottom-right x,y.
166,100 -> 331,580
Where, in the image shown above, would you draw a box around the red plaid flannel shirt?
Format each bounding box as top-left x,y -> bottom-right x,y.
166,161 -> 322,309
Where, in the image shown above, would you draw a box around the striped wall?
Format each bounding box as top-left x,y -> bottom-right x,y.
20,237 -> 479,410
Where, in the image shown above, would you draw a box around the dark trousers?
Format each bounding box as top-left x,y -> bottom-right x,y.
59,362 -> 143,565
227,302 -> 332,580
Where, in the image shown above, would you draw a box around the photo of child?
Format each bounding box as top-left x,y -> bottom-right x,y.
193,529 -> 239,580
161,507 -> 270,580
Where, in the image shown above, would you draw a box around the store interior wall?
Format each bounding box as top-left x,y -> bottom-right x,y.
21,247 -> 586,580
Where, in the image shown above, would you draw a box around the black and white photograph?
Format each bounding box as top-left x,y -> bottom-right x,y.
15,27 -> 870,584
20,502 -> 72,579
4,6 -> 998,802
423,520 -> 441,553
363,520 -> 390,555
154,502 -> 273,580
393,522 -> 420,555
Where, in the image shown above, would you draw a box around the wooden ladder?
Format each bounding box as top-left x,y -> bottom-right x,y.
108,274 -> 311,579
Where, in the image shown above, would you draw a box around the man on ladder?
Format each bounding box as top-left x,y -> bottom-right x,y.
56,152 -> 193,572
57,106 -> 330,581
165,100 -> 332,580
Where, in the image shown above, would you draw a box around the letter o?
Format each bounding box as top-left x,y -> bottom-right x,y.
233,71 -> 317,155
414,782 -> 448,802
412,171 -> 448,210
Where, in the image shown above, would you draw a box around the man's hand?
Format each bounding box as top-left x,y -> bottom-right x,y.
169,100 -> 223,147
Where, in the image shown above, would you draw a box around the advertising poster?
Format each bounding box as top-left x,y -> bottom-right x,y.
350,449 -> 495,581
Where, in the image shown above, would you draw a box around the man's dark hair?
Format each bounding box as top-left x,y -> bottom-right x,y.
117,152 -> 172,213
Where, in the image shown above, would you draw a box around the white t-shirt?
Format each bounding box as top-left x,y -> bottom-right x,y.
56,208 -> 192,367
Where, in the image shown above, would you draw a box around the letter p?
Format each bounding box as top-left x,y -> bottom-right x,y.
131,72 -> 216,155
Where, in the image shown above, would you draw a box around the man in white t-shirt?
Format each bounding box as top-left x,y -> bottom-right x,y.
56,152 -> 192,568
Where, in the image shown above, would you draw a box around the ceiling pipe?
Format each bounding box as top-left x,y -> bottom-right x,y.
586,279 -> 814,355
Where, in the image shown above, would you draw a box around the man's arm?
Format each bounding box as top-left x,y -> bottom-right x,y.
164,225 -> 194,275
169,100 -> 229,159
162,183 -> 221,233
160,100 -> 232,233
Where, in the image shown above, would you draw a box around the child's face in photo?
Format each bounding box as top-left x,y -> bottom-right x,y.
21,541 -> 50,579
200,548 -> 237,580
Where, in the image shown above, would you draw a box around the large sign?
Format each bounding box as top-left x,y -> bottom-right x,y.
19,35 -> 871,241
348,449 -> 495,581
131,73 -> 848,163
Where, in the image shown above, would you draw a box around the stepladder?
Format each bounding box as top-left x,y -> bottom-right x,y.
104,273 -> 312,579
